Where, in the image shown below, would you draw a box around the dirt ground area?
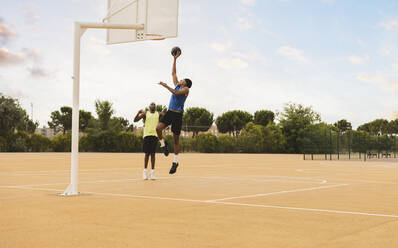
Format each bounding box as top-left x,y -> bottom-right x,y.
1,153 -> 398,248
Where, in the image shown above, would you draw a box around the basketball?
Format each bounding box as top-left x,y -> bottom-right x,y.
171,46 -> 181,56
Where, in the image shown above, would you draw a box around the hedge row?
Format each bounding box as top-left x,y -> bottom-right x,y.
0,122 -> 286,153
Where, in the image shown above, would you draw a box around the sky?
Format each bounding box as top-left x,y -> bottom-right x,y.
0,0 -> 397,129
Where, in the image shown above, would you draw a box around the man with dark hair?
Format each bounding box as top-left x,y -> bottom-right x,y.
157,49 -> 192,174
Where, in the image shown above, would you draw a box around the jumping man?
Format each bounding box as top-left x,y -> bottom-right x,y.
134,102 -> 164,180
157,50 -> 192,174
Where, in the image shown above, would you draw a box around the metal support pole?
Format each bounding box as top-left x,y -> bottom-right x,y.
61,22 -> 144,196
61,23 -> 83,196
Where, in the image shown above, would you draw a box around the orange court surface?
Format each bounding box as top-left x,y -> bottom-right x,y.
1,153 -> 398,248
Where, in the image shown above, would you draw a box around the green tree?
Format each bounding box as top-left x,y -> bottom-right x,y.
48,106 -> 93,133
215,110 -> 253,136
0,94 -> 26,137
263,123 -> 286,153
334,119 -> 352,133
24,117 -> 39,134
302,123 -> 333,154
79,110 -> 93,132
388,119 -> 398,135
48,106 -> 72,134
238,122 -> 264,153
279,103 -> 321,153
358,119 -> 389,135
182,107 -> 214,137
238,122 -> 286,153
110,117 -> 130,132
351,130 -> 370,153
95,100 -> 114,131
254,110 -> 275,126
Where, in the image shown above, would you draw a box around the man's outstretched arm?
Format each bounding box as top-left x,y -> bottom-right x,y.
172,53 -> 180,86
159,82 -> 188,96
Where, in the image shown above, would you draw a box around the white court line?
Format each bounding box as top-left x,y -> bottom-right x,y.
214,201 -> 398,219
0,175 -> 327,188
206,184 -> 348,202
0,167 -> 140,175
7,185 -> 398,219
0,176 -> 193,188
190,175 -> 326,184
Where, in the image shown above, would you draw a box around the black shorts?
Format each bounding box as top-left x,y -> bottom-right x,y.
143,136 -> 158,154
160,110 -> 183,135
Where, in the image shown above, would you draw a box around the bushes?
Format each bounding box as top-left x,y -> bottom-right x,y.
80,131 -> 143,152
6,132 -> 30,152
0,136 -> 6,152
238,122 -> 286,153
116,132 -> 142,152
217,135 -> 238,153
30,134 -> 51,152
196,133 -> 218,153
51,132 -> 71,152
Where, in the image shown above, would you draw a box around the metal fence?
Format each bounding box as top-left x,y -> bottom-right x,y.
302,126 -> 398,161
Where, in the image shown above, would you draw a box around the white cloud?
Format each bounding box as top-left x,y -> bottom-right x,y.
241,0 -> 256,7
379,47 -> 392,56
0,85 -> 25,98
237,17 -> 252,30
218,58 -> 248,70
347,55 -> 369,65
357,74 -> 385,83
22,3 -> 40,24
357,74 -> 398,93
380,19 -> 398,31
0,48 -> 25,66
356,39 -> 365,47
276,45 -> 310,63
232,51 -> 259,60
0,24 -> 16,45
29,66 -> 51,79
22,48 -> 41,61
210,42 -> 232,52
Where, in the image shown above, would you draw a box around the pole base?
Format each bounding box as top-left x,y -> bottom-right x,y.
59,183 -> 79,196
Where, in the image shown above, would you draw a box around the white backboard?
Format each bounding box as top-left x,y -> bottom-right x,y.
105,0 -> 179,44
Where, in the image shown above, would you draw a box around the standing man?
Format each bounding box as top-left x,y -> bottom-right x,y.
134,102 -> 164,180
157,50 -> 192,174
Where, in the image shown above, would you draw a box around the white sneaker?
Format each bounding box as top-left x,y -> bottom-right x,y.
143,169 -> 148,180
150,170 -> 157,180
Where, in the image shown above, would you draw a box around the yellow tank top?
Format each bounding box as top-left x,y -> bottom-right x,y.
143,111 -> 159,137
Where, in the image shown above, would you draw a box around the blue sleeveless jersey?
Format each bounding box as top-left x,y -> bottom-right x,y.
168,85 -> 187,112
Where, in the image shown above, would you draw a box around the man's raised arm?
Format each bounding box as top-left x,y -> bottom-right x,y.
172,53 -> 180,86
134,110 -> 146,122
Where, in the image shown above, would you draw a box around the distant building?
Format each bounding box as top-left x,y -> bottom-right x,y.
179,125 -> 221,137
35,127 -> 58,138
206,125 -> 220,136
